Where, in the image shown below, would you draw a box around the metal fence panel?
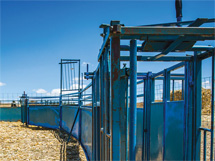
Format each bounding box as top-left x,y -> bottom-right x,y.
28,106 -> 59,129
0,107 -> 21,121
165,101 -> 184,160
61,106 -> 79,138
150,102 -> 164,160
81,108 -> 92,160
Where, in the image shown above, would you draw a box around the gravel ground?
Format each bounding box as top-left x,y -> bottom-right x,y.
0,121 -> 86,161
0,115 -> 214,160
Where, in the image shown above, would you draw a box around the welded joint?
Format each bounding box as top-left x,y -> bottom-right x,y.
120,68 -> 129,77
110,20 -> 124,34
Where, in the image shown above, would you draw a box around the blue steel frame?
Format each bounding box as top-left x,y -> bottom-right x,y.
22,18 -> 215,161
89,18 -> 215,161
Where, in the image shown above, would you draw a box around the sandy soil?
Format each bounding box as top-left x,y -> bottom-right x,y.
0,121 -> 86,161
0,116 -> 214,160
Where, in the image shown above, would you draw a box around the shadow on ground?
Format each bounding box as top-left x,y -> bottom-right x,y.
22,124 -> 83,161
51,129 -> 82,161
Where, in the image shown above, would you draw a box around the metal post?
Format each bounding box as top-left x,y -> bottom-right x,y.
193,51 -> 202,160
172,80 -> 175,101
110,35 -> 121,160
119,70 -> 128,161
100,54 -> 105,160
92,77 -> 96,160
104,47 -> 111,160
78,60 -> 82,142
129,39 -> 137,161
60,59 -> 63,128
182,80 -> 184,100
211,52 -> 214,161
82,73 -> 83,90
183,62 -> 189,160
163,69 -> 170,160
203,131 -> 207,161
96,70 -> 101,160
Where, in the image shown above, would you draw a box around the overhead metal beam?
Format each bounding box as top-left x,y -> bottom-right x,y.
141,18 -> 215,27
120,44 -> 214,52
150,35 -> 185,60
120,55 -> 192,62
120,35 -> 215,41
120,27 -> 215,36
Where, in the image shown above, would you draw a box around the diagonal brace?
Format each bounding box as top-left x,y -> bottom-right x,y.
67,107 -> 80,143
188,18 -> 208,27
150,35 -> 185,60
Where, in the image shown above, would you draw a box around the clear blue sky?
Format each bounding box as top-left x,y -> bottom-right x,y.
0,0 -> 214,98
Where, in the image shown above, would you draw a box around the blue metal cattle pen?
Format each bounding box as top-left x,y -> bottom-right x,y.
20,18 -> 215,161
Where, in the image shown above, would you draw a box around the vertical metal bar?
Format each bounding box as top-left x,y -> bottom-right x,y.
163,69 -> 170,160
70,63 -> 73,90
78,60 -> 82,142
96,70 -> 101,160
65,64 -> 68,90
172,79 -> 175,101
104,47 -> 110,160
211,52 -> 215,161
142,79 -> 147,160
68,63 -> 71,90
103,52 -> 106,160
92,77 -> 96,161
110,35 -> 121,160
183,62 -> 189,160
186,61 -> 194,160
143,75 -> 154,160
79,60 -> 80,93
74,63 -> 76,89
82,73 -> 83,90
119,73 -> 128,161
146,72 -> 152,160
26,96 -> 29,126
62,64 -> 65,90
129,39 -> 137,161
193,51 -> 202,160
100,55 -> 105,160
60,59 -> 63,128
203,130 -> 207,161
182,79 -> 184,100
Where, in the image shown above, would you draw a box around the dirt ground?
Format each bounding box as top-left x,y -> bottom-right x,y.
0,121 -> 86,161
0,116 -> 214,160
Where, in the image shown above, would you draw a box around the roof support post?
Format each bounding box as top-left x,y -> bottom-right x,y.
110,35 -> 121,160
129,39 -> 137,161
192,51 -> 202,160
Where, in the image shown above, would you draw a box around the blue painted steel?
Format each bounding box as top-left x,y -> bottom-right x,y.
129,39 -> 137,161
150,102 -> 164,160
21,94 -> 28,124
119,71 -> 128,161
193,51 -> 202,160
203,130 -> 207,161
81,109 -> 92,160
22,18 -> 215,161
211,51 -> 215,161
61,106 -> 79,138
110,34 -> 121,160
165,101 -> 184,160
0,107 -> 21,121
28,106 -> 59,129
